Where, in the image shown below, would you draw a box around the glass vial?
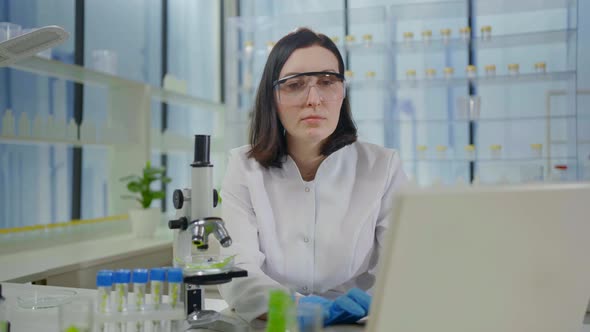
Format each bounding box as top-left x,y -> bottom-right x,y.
243,41 -> 254,57
440,28 -> 452,44
406,69 -> 417,80
480,25 -> 492,40
534,62 -> 547,74
345,35 -> 356,47
362,34 -> 373,47
459,26 -> 471,42
530,143 -> 543,158
365,71 -> 376,80
425,68 -> 436,80
489,144 -> 502,159
443,67 -> 454,79
403,31 -> 414,44
345,70 -> 354,82
422,30 -> 432,44
508,63 -> 520,76
417,145 -> 428,160
466,65 -> 477,79
436,145 -> 448,159
484,64 -> 496,76
464,145 -> 476,160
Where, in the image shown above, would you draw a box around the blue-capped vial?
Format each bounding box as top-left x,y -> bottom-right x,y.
167,268 -> 184,309
150,268 -> 166,309
96,270 -> 113,313
132,269 -> 148,312
113,269 -> 131,312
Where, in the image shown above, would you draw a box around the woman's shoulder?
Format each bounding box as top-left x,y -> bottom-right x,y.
349,140 -> 400,161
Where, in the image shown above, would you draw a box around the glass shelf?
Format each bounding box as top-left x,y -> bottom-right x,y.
390,29 -> 575,54
403,156 -> 578,163
10,56 -> 222,113
380,114 -> 579,124
0,135 -> 111,148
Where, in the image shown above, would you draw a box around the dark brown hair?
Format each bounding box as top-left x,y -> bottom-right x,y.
247,27 -> 357,168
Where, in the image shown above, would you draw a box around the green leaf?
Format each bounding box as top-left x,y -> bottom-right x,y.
162,176 -> 172,184
151,191 -> 166,199
127,182 -> 142,193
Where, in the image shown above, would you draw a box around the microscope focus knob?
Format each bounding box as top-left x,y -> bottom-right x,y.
168,217 -> 188,230
173,189 -> 184,209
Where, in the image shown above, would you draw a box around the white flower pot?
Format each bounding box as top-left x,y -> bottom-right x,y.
128,208 -> 160,238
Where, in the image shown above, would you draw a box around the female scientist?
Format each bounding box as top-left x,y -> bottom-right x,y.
219,27 -> 407,325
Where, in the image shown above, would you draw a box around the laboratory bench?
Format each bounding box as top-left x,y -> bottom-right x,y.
0,226 -> 173,287
2,283 -> 365,332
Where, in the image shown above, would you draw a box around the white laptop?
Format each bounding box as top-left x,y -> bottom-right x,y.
367,183 -> 590,332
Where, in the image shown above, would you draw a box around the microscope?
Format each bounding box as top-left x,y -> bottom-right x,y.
168,135 -> 248,331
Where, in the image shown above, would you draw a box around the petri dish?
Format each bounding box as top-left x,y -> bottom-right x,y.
17,289 -> 77,309
178,254 -> 236,275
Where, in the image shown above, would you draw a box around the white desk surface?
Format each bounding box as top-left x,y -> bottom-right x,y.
2,283 -> 365,332
0,228 -> 172,282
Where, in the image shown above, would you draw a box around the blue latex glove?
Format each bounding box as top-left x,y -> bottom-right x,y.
298,288 -> 371,326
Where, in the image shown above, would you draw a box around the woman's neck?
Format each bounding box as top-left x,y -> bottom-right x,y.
287,137 -> 326,182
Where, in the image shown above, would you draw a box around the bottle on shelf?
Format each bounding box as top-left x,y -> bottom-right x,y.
345,35 -> 356,47
466,65 -> 477,79
480,25 -> 492,40
440,28 -> 451,44
417,145 -> 428,160
403,31 -> 414,45
489,144 -> 502,159
436,145 -> 447,159
406,69 -> 417,80
362,33 -> 373,47
459,26 -> 471,41
1,109 -> 15,137
530,143 -> 543,158
421,30 -> 432,44
425,68 -> 436,80
484,64 -> 496,77
550,164 -> 569,182
17,112 -> 30,138
464,144 -> 476,160
345,70 -> 354,82
365,71 -> 376,80
331,36 -> 340,45
534,61 -> 547,74
507,63 -> 520,76
443,67 -> 454,79
243,41 -> 254,57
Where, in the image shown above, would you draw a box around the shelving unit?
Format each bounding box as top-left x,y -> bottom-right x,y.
225,0 -> 583,186
2,55 -> 224,215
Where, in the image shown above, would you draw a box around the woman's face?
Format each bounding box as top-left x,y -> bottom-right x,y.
275,45 -> 343,146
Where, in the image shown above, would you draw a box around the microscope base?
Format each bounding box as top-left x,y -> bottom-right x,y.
184,310 -> 249,332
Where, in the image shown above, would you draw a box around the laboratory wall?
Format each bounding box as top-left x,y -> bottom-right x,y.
0,0 -> 588,231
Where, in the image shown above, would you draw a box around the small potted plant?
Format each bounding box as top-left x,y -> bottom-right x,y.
120,161 -> 171,238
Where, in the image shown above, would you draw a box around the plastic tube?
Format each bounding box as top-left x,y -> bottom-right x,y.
96,270 -> 113,332
113,269 -> 131,332
167,268 -> 184,332
150,268 -> 166,332
132,269 -> 148,332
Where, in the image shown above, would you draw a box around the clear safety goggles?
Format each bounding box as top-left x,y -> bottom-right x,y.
273,71 -> 346,106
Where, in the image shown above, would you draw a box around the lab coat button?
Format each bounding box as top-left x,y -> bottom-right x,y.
305,187 -> 310,192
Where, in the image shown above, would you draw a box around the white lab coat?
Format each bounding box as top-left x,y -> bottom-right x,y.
218,141 -> 408,322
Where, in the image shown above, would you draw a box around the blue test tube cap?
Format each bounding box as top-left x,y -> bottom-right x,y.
167,268 -> 183,283
96,270 -> 113,287
113,269 -> 131,284
132,269 -> 149,284
150,267 -> 166,282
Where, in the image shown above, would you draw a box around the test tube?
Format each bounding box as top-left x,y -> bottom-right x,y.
422,30 -> 432,44
403,31 -> 414,45
345,70 -> 354,82
365,71 -> 376,80
417,145 -> 428,160
406,69 -> 417,80
459,26 -> 471,41
425,68 -> 436,80
96,270 -> 113,332
345,35 -> 355,47
484,64 -> 496,77
464,145 -> 476,161
436,145 -> 447,159
530,143 -> 543,158
490,144 -> 502,159
330,36 -> 340,45
466,65 -> 477,79
440,28 -> 451,44
243,41 -> 254,57
508,63 -> 520,76
167,268 -> 184,332
443,67 -> 454,79
534,62 -> 547,74
362,34 -> 373,47
113,269 -> 131,331
132,269 -> 148,332
150,268 -> 166,332
480,25 -> 492,40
